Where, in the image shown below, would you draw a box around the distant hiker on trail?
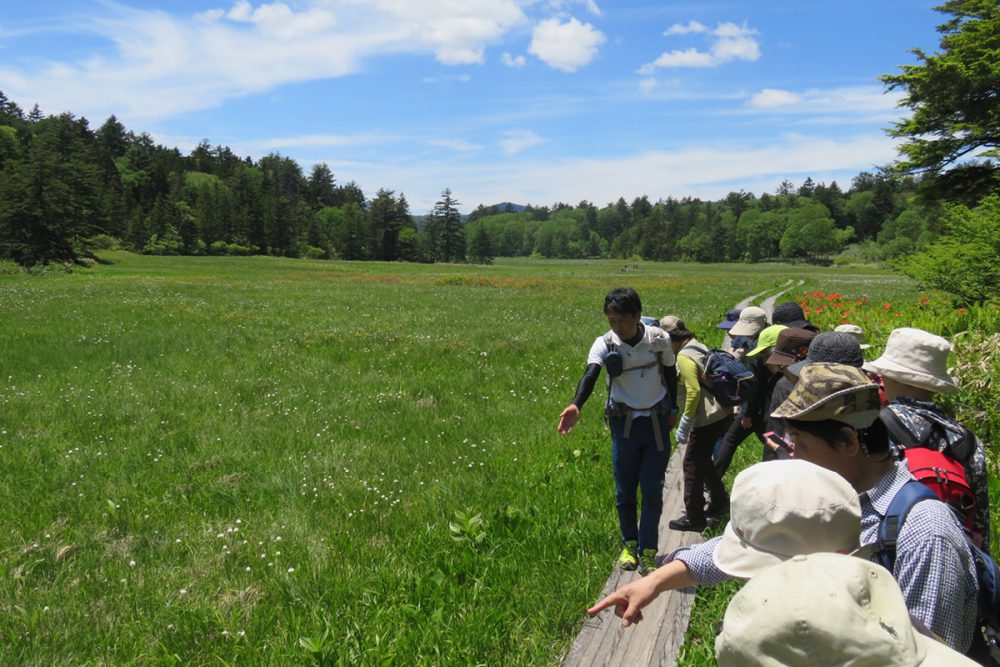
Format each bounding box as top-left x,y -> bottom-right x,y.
713,323 -> 785,477
771,301 -> 819,332
557,287 -> 678,575
587,459 -> 863,627
864,328 -> 990,551
657,316 -> 732,533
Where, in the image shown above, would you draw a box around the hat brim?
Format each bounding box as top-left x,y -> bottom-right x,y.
712,521 -> 785,579
729,322 -> 765,337
863,357 -> 958,394
774,318 -> 810,329
766,350 -> 798,367
787,360 -> 807,377
716,320 -> 737,330
916,630 -> 978,665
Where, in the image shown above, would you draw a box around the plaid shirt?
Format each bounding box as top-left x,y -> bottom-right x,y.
859,461 -> 978,652
673,462 -> 978,652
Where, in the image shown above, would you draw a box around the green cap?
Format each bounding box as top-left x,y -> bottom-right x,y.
746,324 -> 787,357
771,362 -> 881,429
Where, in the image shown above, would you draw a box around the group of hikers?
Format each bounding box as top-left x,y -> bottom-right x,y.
557,287 -> 994,665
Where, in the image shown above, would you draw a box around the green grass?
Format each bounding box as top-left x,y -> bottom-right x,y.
0,253 -> 977,665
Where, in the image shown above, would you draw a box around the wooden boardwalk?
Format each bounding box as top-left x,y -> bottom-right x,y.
562,445 -> 705,667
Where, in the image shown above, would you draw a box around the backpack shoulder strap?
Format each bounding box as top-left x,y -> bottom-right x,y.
874,480 -> 939,572
880,406 -> 920,448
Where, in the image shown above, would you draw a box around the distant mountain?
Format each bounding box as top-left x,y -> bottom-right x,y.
484,202 -> 527,213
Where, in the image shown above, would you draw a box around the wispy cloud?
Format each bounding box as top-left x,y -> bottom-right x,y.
501,52 -> 527,68
745,86 -> 902,115
528,17 -> 606,72
253,133 -> 402,150
499,129 -> 544,156
0,0 -> 534,122
640,21 -> 759,73
326,132 -> 900,212
427,138 -> 483,152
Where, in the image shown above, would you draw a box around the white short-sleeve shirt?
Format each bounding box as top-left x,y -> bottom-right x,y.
587,324 -> 676,411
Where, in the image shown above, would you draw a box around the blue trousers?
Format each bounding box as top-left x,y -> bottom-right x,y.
609,413 -> 672,553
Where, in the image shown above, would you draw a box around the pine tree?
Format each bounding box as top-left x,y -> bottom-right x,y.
433,188 -> 464,262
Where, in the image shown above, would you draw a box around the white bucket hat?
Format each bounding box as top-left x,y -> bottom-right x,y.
712,459 -> 861,578
863,327 -> 959,394
728,306 -> 768,338
716,552 -> 978,666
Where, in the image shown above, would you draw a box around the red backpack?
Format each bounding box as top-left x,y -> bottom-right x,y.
881,407 -> 977,534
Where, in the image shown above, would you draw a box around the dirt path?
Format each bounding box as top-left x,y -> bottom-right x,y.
757,279 -> 804,318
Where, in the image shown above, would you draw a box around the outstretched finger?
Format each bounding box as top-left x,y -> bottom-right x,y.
586,592 -> 624,617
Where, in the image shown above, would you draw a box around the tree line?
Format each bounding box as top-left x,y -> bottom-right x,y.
0,89 -> 940,268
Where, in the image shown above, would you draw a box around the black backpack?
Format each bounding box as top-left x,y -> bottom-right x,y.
684,343 -> 756,407
872,480 -> 1000,663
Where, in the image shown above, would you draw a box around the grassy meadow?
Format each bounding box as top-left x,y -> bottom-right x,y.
0,253 -> 990,665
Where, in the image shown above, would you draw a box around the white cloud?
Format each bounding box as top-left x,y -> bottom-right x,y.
326,133 -> 900,213
745,85 -> 902,115
501,52 -> 526,67
0,0 -> 530,121
638,77 -> 658,95
427,138 -> 482,152
499,129 -> 544,155
528,17 -> 606,72
642,48 -> 715,71
543,0 -> 603,16
749,88 -> 803,108
641,20 -> 759,71
253,133 -> 401,150
663,21 -> 706,36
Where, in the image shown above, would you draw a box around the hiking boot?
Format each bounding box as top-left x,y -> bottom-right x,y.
705,498 -> 731,519
668,514 -> 707,532
638,549 -> 658,575
618,540 -> 639,571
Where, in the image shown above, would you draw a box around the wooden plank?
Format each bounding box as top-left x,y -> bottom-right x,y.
563,444 -> 706,667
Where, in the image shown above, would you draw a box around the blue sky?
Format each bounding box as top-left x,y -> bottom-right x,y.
0,1 -> 941,213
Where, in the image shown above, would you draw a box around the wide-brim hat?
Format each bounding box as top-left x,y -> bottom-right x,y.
712,460 -> 861,579
716,553 -> 979,666
729,306 -> 768,337
863,327 -> 959,394
772,362 -> 881,429
765,328 -> 817,367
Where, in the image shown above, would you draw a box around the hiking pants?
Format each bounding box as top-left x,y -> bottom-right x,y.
713,413 -> 766,478
683,416 -> 733,522
609,414 -> 671,553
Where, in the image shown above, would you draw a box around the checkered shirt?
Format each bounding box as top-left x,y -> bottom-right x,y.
859,461 -> 978,652
672,462 -> 979,653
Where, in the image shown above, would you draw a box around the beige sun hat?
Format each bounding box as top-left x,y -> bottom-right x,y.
712,459 -> 861,579
863,327 -> 959,394
728,306 -> 768,337
716,552 -> 979,666
834,323 -> 871,350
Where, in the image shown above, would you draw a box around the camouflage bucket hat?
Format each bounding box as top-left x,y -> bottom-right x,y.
771,362 -> 881,429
